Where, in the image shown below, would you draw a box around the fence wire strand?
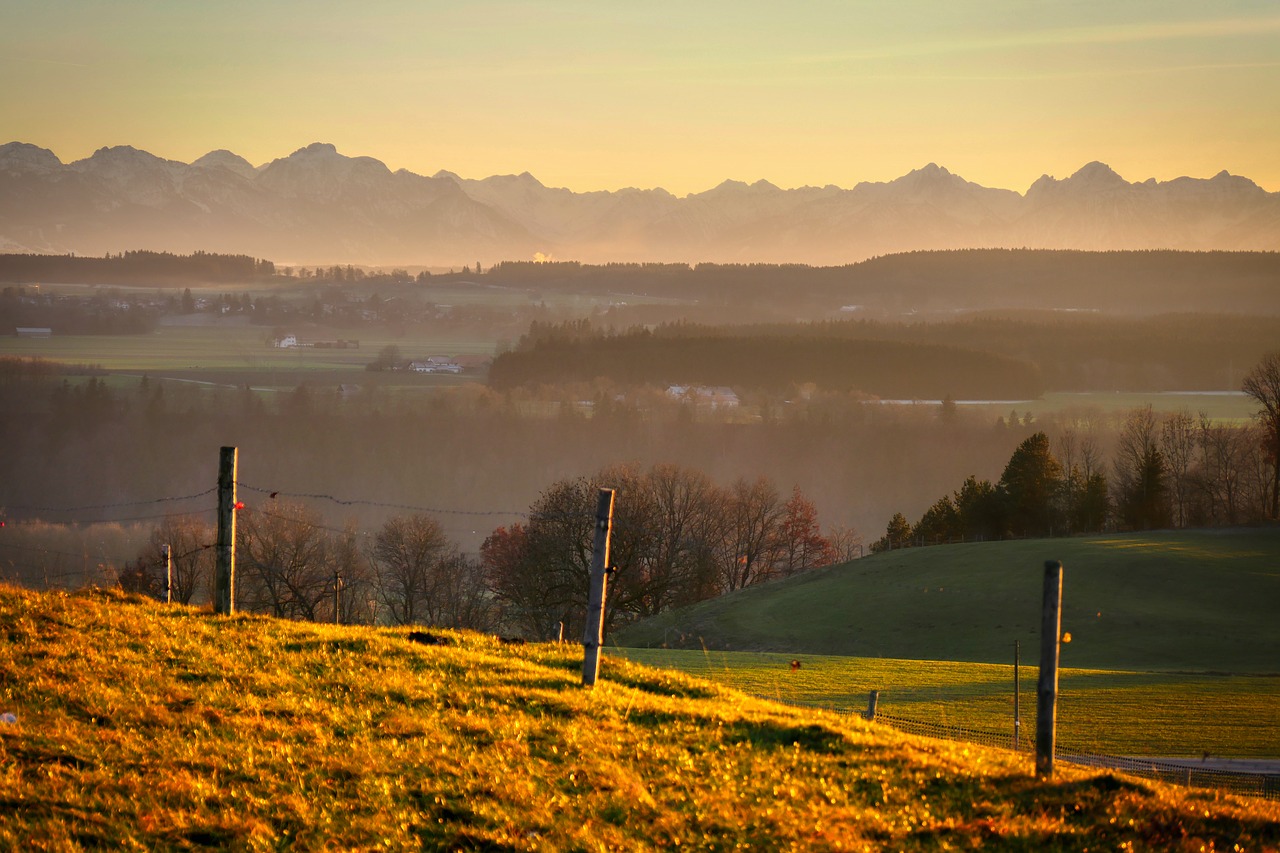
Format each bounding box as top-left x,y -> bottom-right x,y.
764,695 -> 1280,801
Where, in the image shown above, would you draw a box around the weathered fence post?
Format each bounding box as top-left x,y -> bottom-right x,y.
581,488 -> 616,687
864,689 -> 880,721
333,570 -> 342,625
1036,560 -> 1064,777
1014,639 -> 1021,751
214,446 -> 238,615
163,544 -> 172,605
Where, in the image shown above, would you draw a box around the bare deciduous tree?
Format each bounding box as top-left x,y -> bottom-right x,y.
1160,409 -> 1197,528
236,501 -> 341,620
716,476 -> 787,591
1242,351 -> 1280,518
370,513 -> 452,626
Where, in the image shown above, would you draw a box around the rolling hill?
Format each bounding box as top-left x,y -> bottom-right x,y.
613,530 -> 1280,673
1,585 -> 1277,848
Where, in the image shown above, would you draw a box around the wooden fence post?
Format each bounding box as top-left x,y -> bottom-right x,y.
1014,639 -> 1021,751
163,545 -> 172,604
581,488 -> 616,687
333,570 -> 342,625
1036,560 -> 1064,777
864,689 -> 879,721
214,446 -> 238,615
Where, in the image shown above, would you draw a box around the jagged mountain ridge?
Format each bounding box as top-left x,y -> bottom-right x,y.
1,141 -> 1276,264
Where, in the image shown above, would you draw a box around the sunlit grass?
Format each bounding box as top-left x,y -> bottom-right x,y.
1,584 -> 1276,849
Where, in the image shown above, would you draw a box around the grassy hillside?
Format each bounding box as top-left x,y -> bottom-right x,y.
612,530 -> 1280,673
1,587 -> 1277,849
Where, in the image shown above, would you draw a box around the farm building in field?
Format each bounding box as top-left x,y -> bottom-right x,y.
666,384 -> 740,408
273,334 -> 299,348
15,327 -> 52,338
409,356 -> 463,374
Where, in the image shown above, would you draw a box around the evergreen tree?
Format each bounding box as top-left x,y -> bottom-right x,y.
999,432 -> 1063,537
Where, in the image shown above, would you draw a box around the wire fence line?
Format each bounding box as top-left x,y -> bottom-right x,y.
763,695 -> 1280,801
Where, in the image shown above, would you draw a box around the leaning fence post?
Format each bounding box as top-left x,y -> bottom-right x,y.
1036,560 -> 1064,777
581,488 -> 616,687
864,689 -> 879,721
214,446 -> 238,615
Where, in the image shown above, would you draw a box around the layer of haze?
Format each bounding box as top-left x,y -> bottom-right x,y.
2,0 -> 1278,193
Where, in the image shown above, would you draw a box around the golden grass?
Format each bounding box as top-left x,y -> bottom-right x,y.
0,584 -> 1276,850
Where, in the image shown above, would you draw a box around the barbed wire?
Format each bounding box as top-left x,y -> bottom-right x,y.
764,695 -> 1279,801
2,488 -> 218,516
236,483 -> 526,518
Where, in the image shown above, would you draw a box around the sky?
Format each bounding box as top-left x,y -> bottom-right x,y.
2,0 -> 1278,195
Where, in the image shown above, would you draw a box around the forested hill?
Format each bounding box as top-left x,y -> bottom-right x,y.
0,251 -> 276,285
487,250 -> 1280,316
488,330 -> 1044,400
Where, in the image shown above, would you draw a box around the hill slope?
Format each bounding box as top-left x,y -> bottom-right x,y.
613,530 -> 1280,673
1,585 -> 1276,849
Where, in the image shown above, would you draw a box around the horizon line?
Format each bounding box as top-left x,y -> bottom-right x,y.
3,139 -> 1272,198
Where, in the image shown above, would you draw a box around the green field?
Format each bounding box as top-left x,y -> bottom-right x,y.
0,320 -> 494,391
614,530 -> 1280,674
610,649 -> 1280,758
1,585 -> 1276,849
960,391 -> 1259,422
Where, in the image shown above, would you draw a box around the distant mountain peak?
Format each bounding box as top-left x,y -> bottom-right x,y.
1069,161 -> 1126,185
292,142 -> 340,157
483,171 -> 547,189
83,145 -> 165,164
696,179 -> 758,199
192,149 -> 255,179
0,141 -> 62,175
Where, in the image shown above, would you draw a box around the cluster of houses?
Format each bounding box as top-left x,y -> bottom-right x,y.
665,384 -> 740,408
408,356 -> 462,374
272,335 -> 360,349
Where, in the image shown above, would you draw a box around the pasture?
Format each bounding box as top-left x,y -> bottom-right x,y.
610,648 -> 1280,759
613,531 -> 1280,673
967,391 -> 1258,422
0,320 -> 493,391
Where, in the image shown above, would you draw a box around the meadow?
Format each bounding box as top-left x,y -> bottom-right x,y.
0,584 -> 1276,849
0,320 -> 492,392
610,649 -> 1280,759
614,531 -> 1280,674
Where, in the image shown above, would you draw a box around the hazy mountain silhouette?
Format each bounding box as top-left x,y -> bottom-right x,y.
1,141 -> 1276,264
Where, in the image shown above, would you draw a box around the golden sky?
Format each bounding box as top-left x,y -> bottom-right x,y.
3,0 -> 1278,194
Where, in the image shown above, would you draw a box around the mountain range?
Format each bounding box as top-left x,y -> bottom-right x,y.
1,141 -> 1277,265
